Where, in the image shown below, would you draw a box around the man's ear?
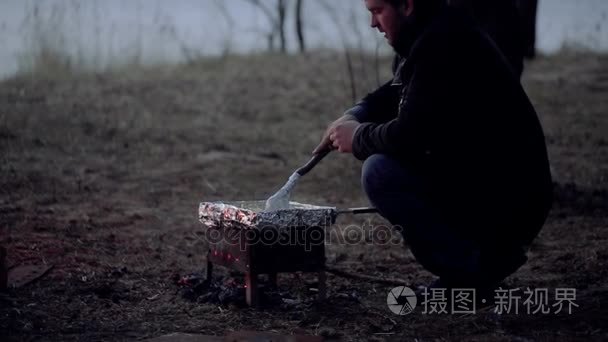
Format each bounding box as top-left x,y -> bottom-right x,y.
402,0 -> 414,16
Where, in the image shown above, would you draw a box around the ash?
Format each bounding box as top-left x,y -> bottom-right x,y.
176,272 -> 306,308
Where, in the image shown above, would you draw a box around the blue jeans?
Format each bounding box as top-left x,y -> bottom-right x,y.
361,154 -> 527,287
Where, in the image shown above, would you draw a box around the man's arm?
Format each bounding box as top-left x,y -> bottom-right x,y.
314,56 -> 403,154
344,79 -> 401,124
351,51 -> 452,161
313,78 -> 401,154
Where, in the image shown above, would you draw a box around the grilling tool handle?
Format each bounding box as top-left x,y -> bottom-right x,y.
338,207 -> 378,215
296,148 -> 332,176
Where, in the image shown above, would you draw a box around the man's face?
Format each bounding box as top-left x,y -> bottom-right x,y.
365,0 -> 413,47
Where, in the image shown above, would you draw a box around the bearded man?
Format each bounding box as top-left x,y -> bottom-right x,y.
314,0 -> 552,297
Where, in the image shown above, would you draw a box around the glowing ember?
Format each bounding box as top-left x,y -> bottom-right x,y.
198,201 -> 337,231
199,202 -> 257,229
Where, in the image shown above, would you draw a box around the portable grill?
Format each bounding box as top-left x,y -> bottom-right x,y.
198,200 -> 376,306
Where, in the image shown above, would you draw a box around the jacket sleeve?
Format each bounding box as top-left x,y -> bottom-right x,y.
344,81 -> 401,124
352,51 -> 453,161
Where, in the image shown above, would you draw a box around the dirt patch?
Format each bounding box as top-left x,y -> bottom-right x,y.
1,52 -> 607,341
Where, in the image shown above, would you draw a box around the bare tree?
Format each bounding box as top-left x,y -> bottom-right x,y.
295,0 -> 305,53
277,0 -> 287,53
244,0 -> 275,50
516,0 -> 538,59
318,1 -> 358,103
245,0 -> 288,53
212,0 -> 236,56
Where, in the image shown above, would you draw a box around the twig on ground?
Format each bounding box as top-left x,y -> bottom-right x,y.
325,266 -> 408,286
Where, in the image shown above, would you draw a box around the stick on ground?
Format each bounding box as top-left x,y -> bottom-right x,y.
325,266 -> 409,286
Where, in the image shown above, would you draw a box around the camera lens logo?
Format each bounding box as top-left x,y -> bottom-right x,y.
387,286 -> 417,315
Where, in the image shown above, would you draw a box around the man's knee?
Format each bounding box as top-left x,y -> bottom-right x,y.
361,154 -> 396,198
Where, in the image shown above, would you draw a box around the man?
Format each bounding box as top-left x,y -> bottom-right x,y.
314,0 -> 552,295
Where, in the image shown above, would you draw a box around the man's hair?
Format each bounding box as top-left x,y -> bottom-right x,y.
384,0 -> 445,22
384,0 -> 407,7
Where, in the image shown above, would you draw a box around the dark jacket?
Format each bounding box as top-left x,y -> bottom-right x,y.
350,8 -> 552,243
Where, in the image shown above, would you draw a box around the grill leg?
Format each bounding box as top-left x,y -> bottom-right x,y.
246,272 -> 258,307
206,258 -> 213,280
317,270 -> 326,300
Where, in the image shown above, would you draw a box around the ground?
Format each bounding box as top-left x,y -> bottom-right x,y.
0,51 -> 607,341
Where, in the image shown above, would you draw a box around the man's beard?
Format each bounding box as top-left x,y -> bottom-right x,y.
391,13 -> 422,57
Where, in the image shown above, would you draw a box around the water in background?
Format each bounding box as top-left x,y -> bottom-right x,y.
0,0 -> 606,79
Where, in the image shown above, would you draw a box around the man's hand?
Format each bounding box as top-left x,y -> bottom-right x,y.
313,115 -> 359,154
329,120 -> 360,153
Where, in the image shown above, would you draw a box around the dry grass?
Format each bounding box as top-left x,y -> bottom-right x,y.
0,51 -> 607,341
